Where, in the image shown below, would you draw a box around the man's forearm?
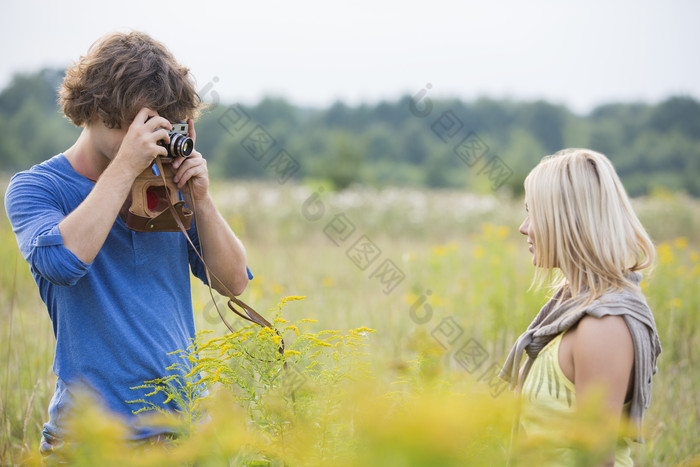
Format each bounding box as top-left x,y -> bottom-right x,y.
191,194 -> 249,296
58,158 -> 137,263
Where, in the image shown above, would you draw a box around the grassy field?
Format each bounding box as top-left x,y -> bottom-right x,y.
1,180 -> 699,465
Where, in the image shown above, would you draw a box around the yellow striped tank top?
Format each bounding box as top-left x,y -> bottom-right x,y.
520,332 -> 634,466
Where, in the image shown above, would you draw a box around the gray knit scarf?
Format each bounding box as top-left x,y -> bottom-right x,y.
499,272 -> 661,442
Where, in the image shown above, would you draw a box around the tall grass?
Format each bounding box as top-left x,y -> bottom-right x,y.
1,180 -> 699,465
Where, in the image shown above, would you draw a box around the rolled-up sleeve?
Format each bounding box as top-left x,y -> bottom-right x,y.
29,224 -> 90,286
5,172 -> 91,286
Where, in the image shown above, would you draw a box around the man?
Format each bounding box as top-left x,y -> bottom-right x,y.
4,31 -> 249,455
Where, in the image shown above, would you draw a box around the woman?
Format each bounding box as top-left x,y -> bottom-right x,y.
500,148 -> 661,466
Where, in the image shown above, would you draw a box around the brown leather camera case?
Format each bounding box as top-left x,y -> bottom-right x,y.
125,162 -> 193,232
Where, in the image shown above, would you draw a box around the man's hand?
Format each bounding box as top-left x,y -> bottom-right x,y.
115,107 -> 172,177
170,119 -> 210,204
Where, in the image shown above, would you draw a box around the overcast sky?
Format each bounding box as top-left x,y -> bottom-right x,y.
2,0 -> 698,114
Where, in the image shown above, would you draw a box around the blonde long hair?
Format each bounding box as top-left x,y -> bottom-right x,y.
524,148 -> 655,304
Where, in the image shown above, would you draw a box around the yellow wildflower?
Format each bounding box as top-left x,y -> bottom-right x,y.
481,222 -> 495,237
218,344 -> 232,357
431,245 -> 449,257
239,331 -> 255,341
674,237 -> 688,249
404,292 -> 420,305
657,243 -> 674,265
281,296 -> 307,304
307,336 -> 333,347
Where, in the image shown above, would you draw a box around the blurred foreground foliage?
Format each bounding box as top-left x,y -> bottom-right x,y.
19,297 -> 635,467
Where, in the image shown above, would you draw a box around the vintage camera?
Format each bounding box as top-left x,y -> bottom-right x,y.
158,122 -> 194,159
125,122 -> 195,232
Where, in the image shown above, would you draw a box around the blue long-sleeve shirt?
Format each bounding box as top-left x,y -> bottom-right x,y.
5,154 -> 211,439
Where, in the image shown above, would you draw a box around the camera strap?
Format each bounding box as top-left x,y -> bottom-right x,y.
154,158 -> 283,355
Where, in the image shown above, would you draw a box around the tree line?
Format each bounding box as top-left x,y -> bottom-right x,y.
1,68 -> 699,196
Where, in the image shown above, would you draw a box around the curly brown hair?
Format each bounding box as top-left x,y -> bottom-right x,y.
59,31 -> 203,128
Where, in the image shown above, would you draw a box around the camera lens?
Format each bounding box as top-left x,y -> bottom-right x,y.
168,132 -> 194,158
